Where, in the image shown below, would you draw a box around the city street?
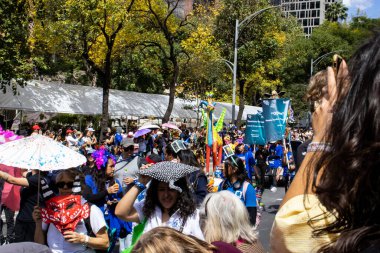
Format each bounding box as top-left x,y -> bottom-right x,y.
257,187 -> 285,251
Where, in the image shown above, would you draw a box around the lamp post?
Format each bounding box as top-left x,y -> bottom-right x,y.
310,50 -> 344,77
220,59 -> 234,74
232,5 -> 282,124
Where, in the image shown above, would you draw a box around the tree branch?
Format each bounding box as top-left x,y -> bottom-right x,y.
126,0 -> 135,12
138,41 -> 169,59
164,0 -> 180,27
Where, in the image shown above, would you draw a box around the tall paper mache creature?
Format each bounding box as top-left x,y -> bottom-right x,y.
199,92 -> 226,172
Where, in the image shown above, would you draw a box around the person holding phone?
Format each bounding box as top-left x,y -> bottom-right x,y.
83,148 -> 131,252
271,34 -> 380,252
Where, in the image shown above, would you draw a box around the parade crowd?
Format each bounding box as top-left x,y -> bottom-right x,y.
0,32 -> 379,253
1,121 -> 300,252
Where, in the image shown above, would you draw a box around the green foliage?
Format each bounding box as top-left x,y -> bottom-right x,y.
179,4 -> 224,100
283,83 -> 308,120
325,2 -> 348,22
213,0 -> 303,116
0,0 -> 32,92
281,19 -> 378,118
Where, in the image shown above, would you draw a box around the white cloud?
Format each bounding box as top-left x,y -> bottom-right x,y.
343,0 -> 373,10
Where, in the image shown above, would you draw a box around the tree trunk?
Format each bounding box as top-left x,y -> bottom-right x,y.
236,79 -> 245,127
100,75 -> 110,142
162,82 -> 175,123
162,60 -> 179,123
100,53 -> 112,141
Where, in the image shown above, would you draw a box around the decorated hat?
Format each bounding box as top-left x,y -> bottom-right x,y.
92,148 -> 116,170
137,161 -> 199,192
170,140 -> 187,153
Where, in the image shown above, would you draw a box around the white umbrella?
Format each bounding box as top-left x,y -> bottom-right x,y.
162,123 -> 181,132
0,135 -> 86,206
138,124 -> 160,130
0,134 -> 86,171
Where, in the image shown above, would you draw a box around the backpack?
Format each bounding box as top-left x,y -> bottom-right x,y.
221,180 -> 249,202
114,133 -> 123,146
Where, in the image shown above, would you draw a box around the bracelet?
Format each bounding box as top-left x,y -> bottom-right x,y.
307,142 -> 332,152
81,234 -> 89,247
133,179 -> 146,191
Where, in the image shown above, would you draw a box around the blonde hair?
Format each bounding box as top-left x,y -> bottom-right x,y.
307,70 -> 327,102
132,227 -> 215,253
200,191 -> 258,244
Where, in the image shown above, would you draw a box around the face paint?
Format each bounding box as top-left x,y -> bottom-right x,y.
41,195 -> 90,235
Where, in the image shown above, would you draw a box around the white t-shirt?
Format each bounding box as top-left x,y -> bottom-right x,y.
133,200 -> 204,240
65,135 -> 78,148
42,204 -> 107,253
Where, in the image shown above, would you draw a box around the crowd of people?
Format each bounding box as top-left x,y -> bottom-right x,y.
0,32 -> 379,253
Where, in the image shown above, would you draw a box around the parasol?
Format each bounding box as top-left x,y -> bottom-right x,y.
138,124 -> 160,130
0,135 -> 86,171
0,134 -> 86,205
162,123 -> 181,132
0,125 -> 23,211
134,128 -> 151,138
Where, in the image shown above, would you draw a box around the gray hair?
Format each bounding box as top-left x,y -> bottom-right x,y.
199,191 -> 258,244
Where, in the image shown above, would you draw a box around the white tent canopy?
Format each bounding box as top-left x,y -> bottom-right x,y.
0,80 -> 261,121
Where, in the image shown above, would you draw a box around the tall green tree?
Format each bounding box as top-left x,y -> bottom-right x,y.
33,0 -> 137,138
134,0 -> 195,123
325,2 -> 348,22
214,0 -> 301,125
0,0 -> 32,92
179,4 -> 223,101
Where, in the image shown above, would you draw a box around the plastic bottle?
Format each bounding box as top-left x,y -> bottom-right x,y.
214,166 -> 222,178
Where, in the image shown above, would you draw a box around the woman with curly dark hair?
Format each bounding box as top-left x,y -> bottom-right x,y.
115,161 -> 204,239
271,33 -> 380,252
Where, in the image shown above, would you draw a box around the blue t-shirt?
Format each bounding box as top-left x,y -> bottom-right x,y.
218,181 -> 257,207
275,144 -> 284,158
236,151 -> 256,181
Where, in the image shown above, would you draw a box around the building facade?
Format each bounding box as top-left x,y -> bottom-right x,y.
280,0 -> 340,36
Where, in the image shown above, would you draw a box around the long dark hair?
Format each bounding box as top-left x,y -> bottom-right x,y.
91,158 -> 115,192
177,149 -> 201,168
143,178 -> 196,222
224,155 -> 248,184
307,33 -> 380,252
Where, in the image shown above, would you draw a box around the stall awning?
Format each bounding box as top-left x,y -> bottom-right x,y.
0,80 -> 261,121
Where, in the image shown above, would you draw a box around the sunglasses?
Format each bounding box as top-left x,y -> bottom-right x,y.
56,181 -> 74,189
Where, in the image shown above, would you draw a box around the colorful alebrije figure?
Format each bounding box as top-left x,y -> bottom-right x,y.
91,147 -> 116,170
199,92 -> 226,172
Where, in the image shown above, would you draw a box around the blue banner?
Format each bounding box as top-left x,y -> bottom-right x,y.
262,99 -> 290,142
244,113 -> 266,145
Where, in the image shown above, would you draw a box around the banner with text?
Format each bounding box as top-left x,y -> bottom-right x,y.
244,113 -> 266,145
262,99 -> 290,142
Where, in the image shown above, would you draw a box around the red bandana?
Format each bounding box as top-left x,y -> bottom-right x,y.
41,195 -> 90,235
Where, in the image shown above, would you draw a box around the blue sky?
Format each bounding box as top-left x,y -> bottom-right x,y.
343,0 -> 380,19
